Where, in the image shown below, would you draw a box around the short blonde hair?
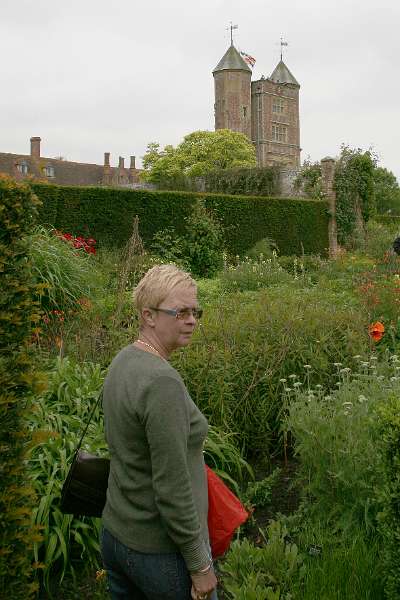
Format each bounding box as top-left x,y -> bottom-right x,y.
133,264 -> 196,314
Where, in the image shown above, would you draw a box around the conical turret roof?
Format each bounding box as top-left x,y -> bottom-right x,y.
270,60 -> 299,86
213,45 -> 252,74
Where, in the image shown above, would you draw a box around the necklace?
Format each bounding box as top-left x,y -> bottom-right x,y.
136,339 -> 166,360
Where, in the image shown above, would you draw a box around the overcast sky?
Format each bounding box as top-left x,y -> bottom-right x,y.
1,0 -> 399,181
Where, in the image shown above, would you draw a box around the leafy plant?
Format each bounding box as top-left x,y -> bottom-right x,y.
181,199 -> 224,278
243,468 -> 282,509
287,355 -> 400,533
27,358 -> 105,595
220,520 -> 304,599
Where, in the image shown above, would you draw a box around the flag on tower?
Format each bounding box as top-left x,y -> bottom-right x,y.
240,51 -> 256,68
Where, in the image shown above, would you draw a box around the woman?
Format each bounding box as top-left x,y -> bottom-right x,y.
101,264 -> 218,600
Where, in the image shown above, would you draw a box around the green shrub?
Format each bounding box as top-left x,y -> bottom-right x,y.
0,176 -> 46,598
148,200 -> 224,277
242,468 -> 281,510
219,255 -> 297,292
181,199 -> 224,277
174,284 -> 367,458
287,356 -> 400,533
220,520 -> 304,599
376,395 -> 400,599
246,237 -> 279,260
361,219 -> 400,260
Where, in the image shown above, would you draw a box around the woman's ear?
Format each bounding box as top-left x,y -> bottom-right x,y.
141,307 -> 155,328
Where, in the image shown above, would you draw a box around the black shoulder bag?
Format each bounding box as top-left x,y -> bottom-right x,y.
60,389 -> 110,518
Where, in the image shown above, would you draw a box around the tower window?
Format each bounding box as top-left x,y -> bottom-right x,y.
272,124 -> 287,143
17,162 -> 29,174
43,165 -> 55,177
273,98 -> 285,113
243,106 -> 247,117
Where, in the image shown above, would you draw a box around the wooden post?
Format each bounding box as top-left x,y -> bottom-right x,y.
321,157 -> 338,258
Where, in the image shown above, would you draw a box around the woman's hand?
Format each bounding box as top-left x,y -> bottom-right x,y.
190,568 -> 217,599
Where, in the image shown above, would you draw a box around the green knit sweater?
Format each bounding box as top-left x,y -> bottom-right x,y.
102,344 -> 210,572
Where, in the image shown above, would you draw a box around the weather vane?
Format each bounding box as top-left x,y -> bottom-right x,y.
226,22 -> 238,46
280,36 -> 288,60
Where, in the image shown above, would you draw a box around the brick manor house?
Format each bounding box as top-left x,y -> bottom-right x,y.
0,136 -> 141,187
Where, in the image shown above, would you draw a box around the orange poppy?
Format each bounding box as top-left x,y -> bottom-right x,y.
369,321 -> 385,342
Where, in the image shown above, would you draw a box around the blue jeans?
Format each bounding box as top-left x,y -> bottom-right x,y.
101,528 -> 218,600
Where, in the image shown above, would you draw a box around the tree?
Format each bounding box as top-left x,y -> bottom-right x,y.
373,167 -> 400,214
141,130 -> 257,188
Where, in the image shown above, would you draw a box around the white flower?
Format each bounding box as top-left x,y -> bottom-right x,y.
280,378 -> 287,383
293,382 -> 302,388
333,362 -> 342,367
304,364 -> 311,369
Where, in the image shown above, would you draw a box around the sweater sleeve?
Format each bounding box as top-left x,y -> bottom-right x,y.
142,374 -> 210,572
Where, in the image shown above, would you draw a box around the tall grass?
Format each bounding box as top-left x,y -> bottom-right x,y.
292,522 -> 384,600
29,226 -> 100,312
175,284 -> 368,458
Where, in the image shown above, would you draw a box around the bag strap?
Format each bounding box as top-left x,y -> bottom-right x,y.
73,388 -> 104,455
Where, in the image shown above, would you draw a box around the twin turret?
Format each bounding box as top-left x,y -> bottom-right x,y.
213,44 -> 301,168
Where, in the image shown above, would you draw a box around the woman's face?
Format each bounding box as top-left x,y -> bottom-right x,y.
151,284 -> 200,354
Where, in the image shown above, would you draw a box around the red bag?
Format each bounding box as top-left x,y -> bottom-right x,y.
206,465 -> 249,558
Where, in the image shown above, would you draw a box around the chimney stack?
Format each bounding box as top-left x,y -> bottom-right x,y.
130,155 -> 136,169
118,156 -> 125,169
30,136 -> 41,161
104,152 -> 110,167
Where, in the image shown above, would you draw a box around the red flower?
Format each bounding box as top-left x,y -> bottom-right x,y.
369,321 -> 385,342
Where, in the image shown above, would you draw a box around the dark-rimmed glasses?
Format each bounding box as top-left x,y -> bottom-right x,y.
150,307 -> 203,320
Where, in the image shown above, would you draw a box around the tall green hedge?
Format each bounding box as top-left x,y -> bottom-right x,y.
377,397 -> 400,599
0,176 -> 45,598
31,183 -> 329,257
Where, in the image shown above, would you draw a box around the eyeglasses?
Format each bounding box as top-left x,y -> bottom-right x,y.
150,307 -> 203,320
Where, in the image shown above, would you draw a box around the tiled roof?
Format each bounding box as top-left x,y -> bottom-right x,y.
269,60 -> 299,86
213,45 -> 252,74
0,153 -> 140,186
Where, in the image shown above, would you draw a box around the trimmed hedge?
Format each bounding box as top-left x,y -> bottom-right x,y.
377,397 -> 400,599
31,183 -> 329,257
0,176 -> 45,598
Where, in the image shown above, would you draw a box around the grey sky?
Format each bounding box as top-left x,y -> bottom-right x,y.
1,0 -> 399,181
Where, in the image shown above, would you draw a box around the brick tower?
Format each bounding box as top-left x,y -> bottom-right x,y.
212,44 -> 252,138
251,60 -> 300,168
213,44 -> 301,168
